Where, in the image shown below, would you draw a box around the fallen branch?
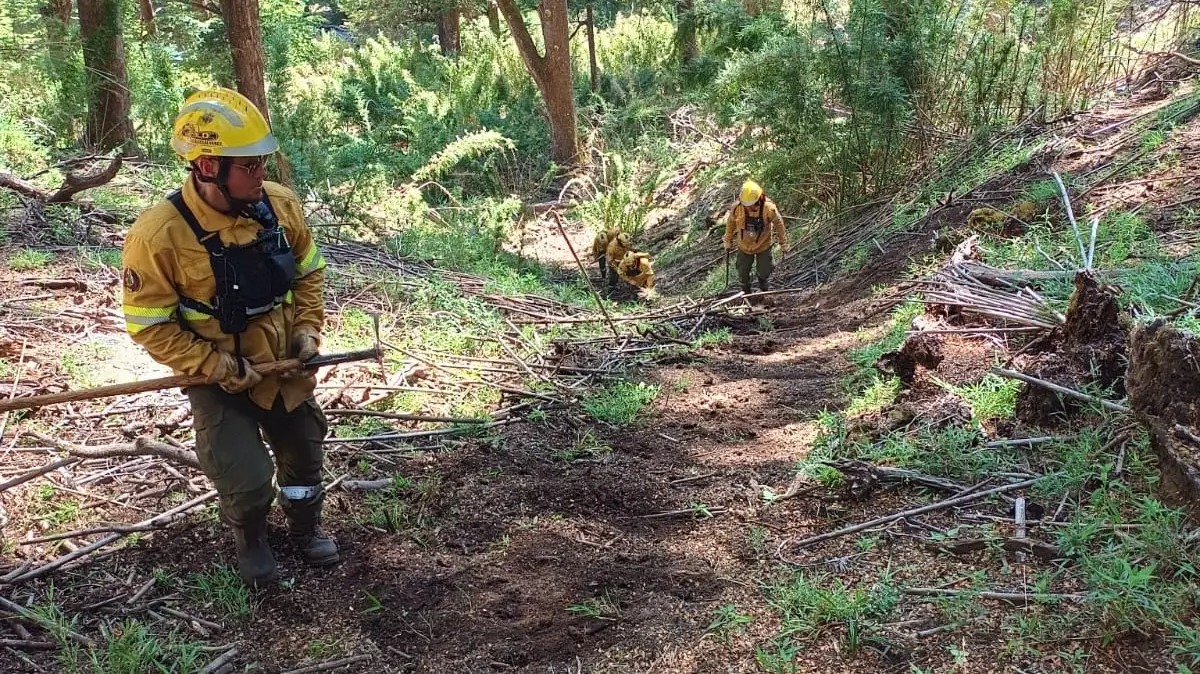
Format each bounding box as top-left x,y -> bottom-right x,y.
1174,424 -> 1200,445
1053,171 -> 1088,268
0,595 -> 94,647
983,436 -> 1071,449
914,617 -> 986,638
20,512 -> 214,545
201,647 -> 239,674
641,506 -> 727,519
19,279 -> 89,291
29,431 -> 201,470
903,586 -> 1087,603
824,459 -> 986,498
337,478 -> 395,492
0,458 -> 78,493
551,212 -> 620,340
279,654 -> 376,674
322,409 -> 488,424
3,490 -> 217,585
320,419 -> 513,444
924,536 -> 1066,562
0,639 -> 55,650
791,476 -> 1045,550
0,155 -> 123,203
989,368 -> 1130,413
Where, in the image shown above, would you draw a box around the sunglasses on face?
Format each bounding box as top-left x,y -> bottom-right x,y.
228,156 -> 269,174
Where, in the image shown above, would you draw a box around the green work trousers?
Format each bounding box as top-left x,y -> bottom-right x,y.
736,248 -> 774,292
187,385 -> 328,523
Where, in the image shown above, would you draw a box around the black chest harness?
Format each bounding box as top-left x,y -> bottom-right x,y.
167,190 -> 297,370
741,201 -> 766,237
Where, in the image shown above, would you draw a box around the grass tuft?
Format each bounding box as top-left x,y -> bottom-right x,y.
582,380 -> 660,425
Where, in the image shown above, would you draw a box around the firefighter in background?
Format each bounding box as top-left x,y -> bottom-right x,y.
617,250 -> 656,298
591,228 -> 633,289
722,180 -> 788,294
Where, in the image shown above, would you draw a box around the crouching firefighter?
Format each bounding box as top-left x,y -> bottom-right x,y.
121,88 -> 337,588
722,180 -> 788,295
617,251 -> 656,297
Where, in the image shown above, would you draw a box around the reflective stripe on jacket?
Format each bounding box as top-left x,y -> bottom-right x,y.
722,198 -> 788,254
121,178 -> 326,411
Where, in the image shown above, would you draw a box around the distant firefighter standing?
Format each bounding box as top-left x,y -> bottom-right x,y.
722,180 -> 788,294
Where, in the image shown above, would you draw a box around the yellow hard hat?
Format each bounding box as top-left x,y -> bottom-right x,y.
739,180 -> 763,206
171,87 -> 279,162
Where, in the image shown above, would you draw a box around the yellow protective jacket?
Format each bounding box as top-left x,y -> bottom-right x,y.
605,233 -> 632,264
723,198 -> 788,254
591,228 -> 620,262
618,252 -> 655,289
121,178 -> 327,412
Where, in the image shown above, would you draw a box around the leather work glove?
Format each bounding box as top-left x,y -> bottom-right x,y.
207,351 -> 262,394
292,326 -> 321,363
282,326 -> 321,382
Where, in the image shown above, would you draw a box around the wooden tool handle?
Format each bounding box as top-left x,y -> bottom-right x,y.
0,358 -> 307,414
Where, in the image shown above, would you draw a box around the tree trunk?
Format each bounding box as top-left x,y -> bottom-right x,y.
436,6 -> 461,56
495,0 -> 579,165
48,0 -> 73,23
676,0 -> 698,68
585,4 -> 598,93
219,0 -> 269,116
218,0 -> 293,186
486,1 -> 501,37
138,0 -> 156,38
42,0 -> 73,57
77,0 -> 133,154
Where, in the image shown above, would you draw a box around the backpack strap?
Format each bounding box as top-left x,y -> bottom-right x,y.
167,189 -> 280,252
167,189 -> 224,256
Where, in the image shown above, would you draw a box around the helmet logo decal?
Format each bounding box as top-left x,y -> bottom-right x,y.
179,123 -> 220,145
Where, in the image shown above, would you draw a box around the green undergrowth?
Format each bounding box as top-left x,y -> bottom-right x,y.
27,586 -> 208,674
583,379 -> 661,425
788,185 -> 1200,661
971,174 -> 1200,332
757,568 -> 901,666
790,396 -> 1200,665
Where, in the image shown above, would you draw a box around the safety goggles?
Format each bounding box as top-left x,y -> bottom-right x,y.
227,156 -> 269,175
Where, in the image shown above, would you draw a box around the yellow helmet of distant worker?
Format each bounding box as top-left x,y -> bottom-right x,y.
170,87 -> 279,162
739,180 -> 763,206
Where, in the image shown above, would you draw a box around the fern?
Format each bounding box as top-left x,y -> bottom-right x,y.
411,130 -> 515,184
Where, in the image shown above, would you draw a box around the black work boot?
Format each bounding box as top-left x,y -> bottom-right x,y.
741,282 -> 752,295
759,277 -> 770,292
280,488 -> 340,567
228,506 -> 277,588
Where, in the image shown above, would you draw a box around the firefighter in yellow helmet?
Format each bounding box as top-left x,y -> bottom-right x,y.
722,180 -> 788,294
591,228 -> 633,289
617,250 -> 656,298
121,87 -> 336,588
591,228 -> 618,281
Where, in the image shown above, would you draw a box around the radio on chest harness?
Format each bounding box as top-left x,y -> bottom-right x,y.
167,191 -> 298,377
739,196 -> 767,240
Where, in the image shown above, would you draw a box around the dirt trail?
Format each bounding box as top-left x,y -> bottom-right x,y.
286,287 -> 871,673
0,251 -> 885,673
